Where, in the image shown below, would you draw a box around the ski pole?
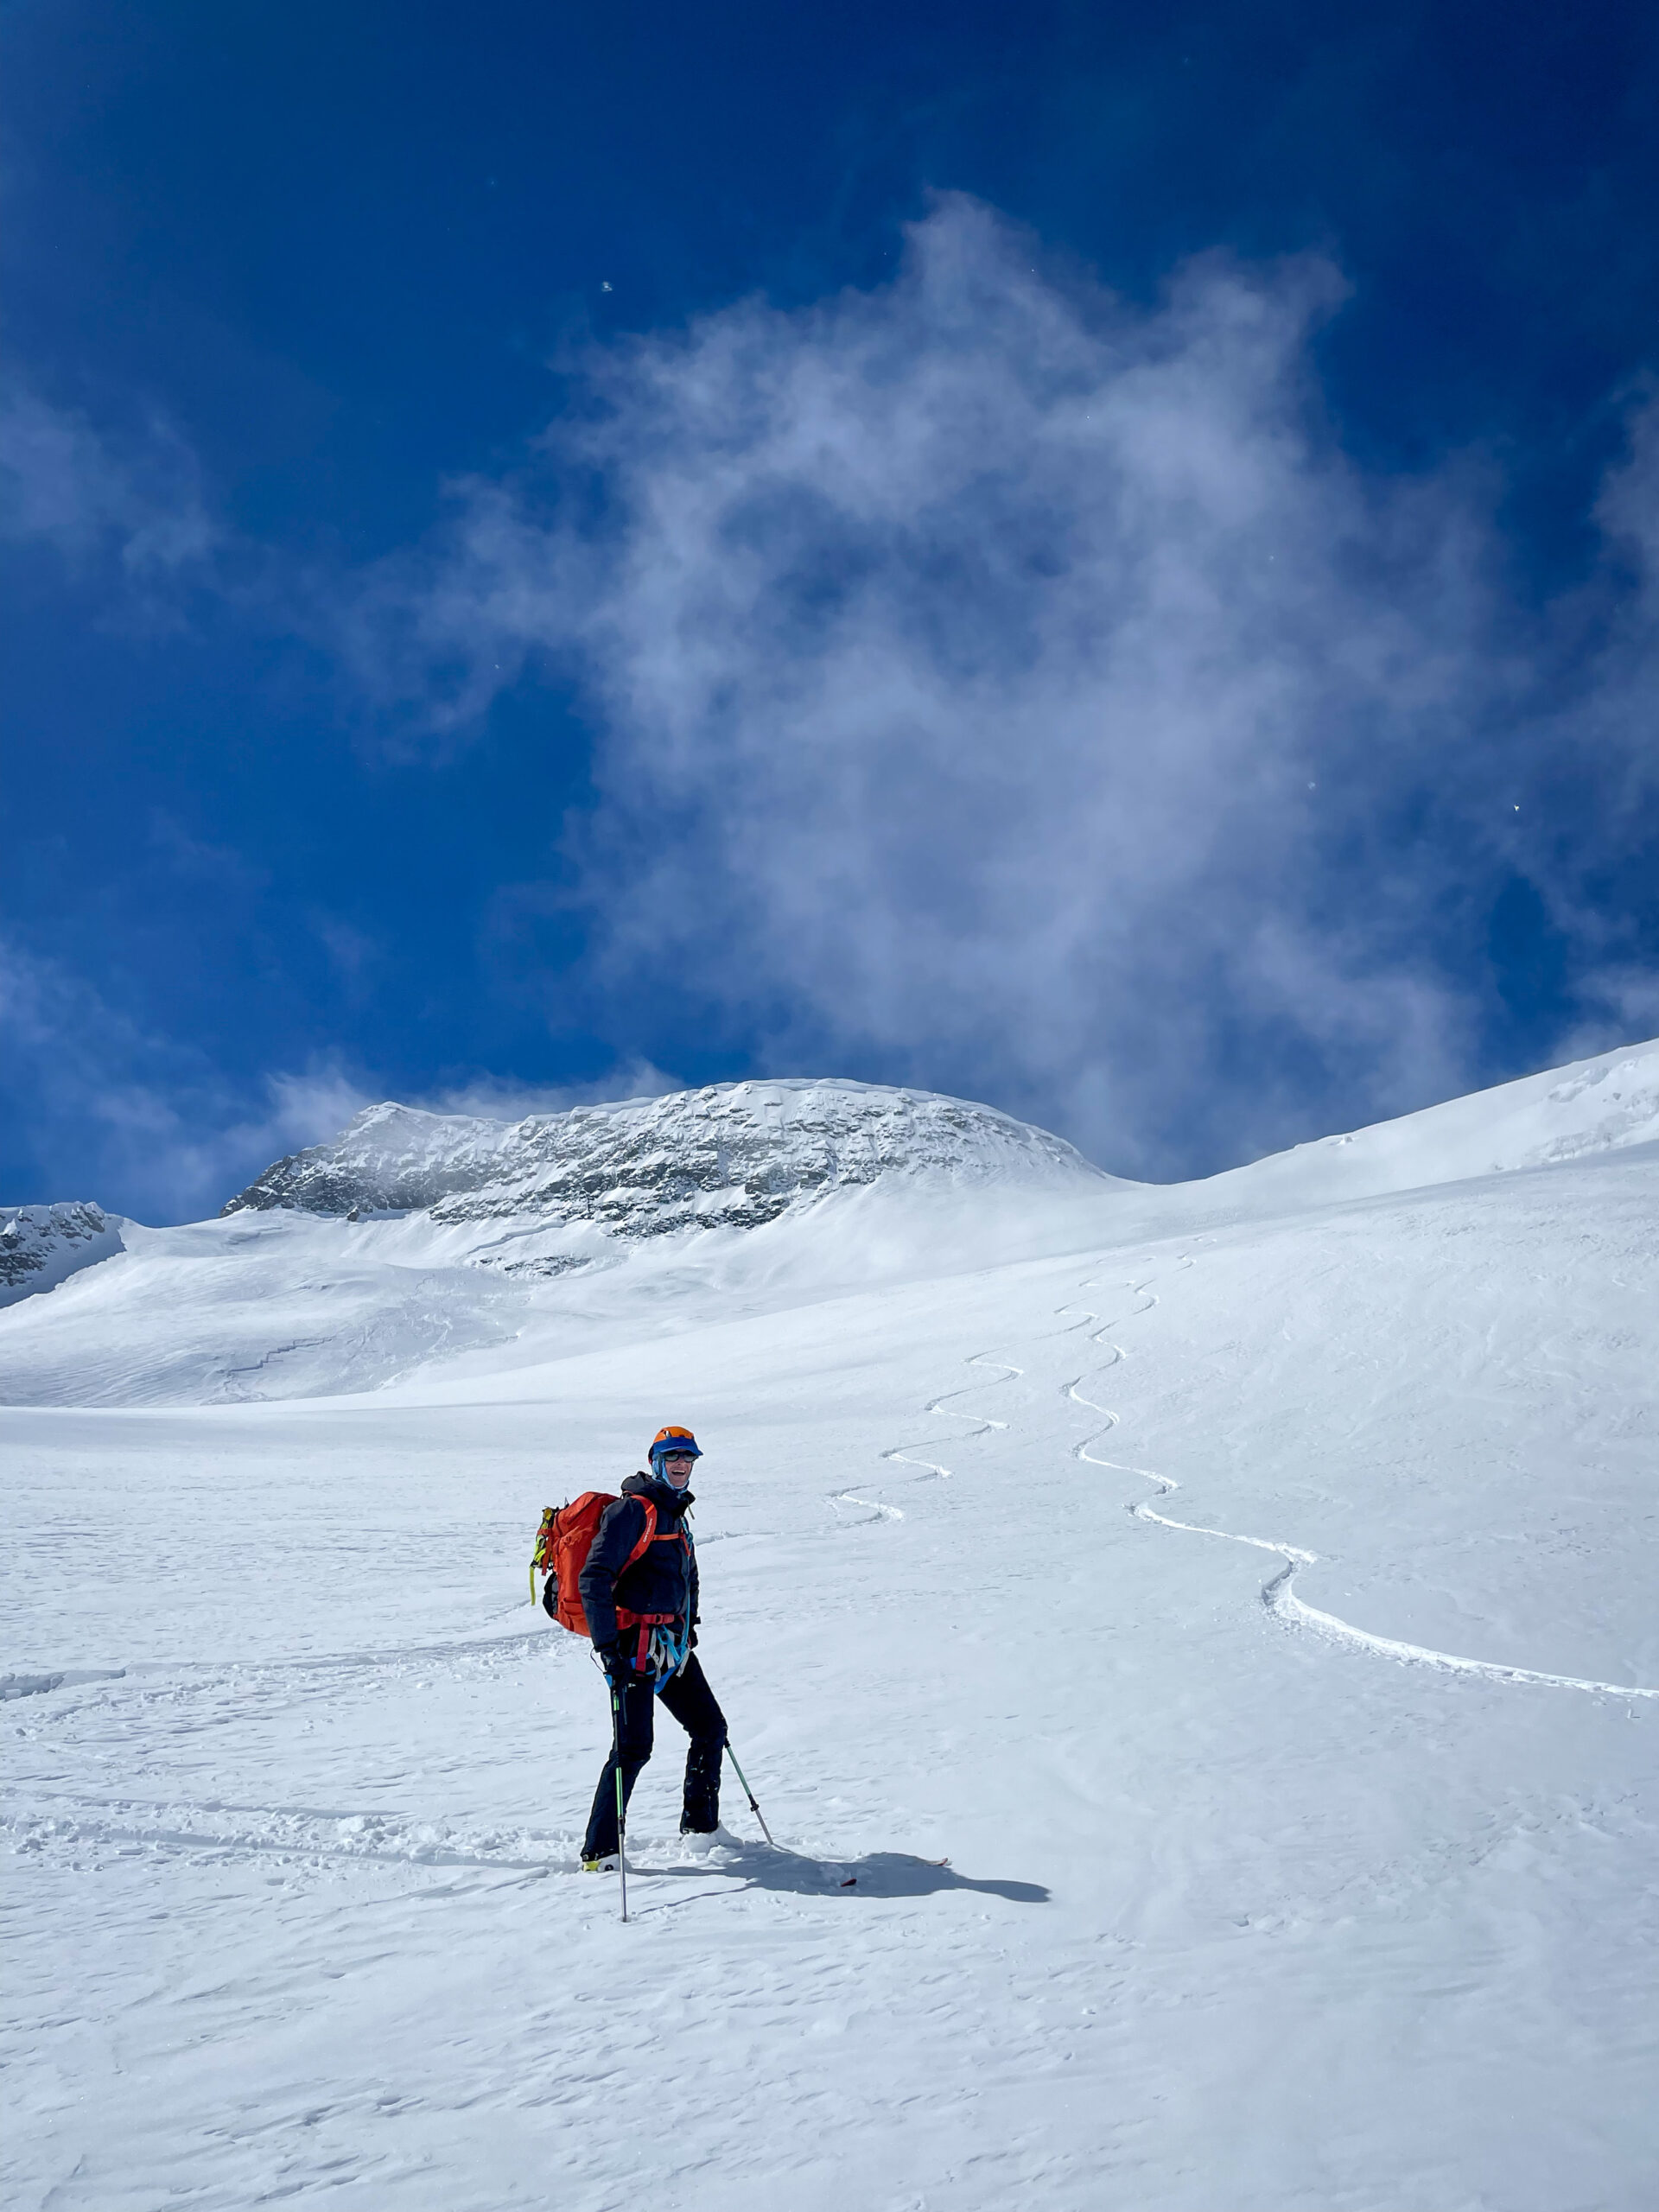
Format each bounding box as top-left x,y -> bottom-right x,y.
723,1741 -> 774,1846
612,1678 -> 629,1924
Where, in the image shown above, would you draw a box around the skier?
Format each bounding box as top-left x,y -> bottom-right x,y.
580,1425 -> 728,1871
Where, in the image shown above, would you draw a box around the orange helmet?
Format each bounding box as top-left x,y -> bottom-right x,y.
649,1425 -> 702,1466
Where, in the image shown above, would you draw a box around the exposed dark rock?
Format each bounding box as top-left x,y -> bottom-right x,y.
220,1079 -> 1107,1240
0,1203 -> 125,1307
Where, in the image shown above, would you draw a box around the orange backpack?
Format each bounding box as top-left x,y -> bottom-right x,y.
531,1493 -> 658,1637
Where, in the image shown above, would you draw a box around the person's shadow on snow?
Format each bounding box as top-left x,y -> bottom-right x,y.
637,1841 -> 1047,1905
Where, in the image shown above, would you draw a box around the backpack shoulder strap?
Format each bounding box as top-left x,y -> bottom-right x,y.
622,1497 -> 658,1572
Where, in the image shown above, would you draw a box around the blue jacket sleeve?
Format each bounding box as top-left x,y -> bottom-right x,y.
578,1497 -> 646,1649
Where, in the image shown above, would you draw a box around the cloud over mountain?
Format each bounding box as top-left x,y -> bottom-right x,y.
6,200 -> 1653,1204
338,197 -> 1656,1174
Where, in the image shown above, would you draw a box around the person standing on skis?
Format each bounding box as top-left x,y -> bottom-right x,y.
580,1425 -> 728,1871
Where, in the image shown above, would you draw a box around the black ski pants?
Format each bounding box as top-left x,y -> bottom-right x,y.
582,1652 -> 727,1859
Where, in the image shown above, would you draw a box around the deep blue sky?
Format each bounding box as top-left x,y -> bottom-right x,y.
3,0 -> 1656,1218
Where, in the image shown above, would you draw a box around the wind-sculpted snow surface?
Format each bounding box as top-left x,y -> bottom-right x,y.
222,1077 -> 1111,1234
3,1096 -> 1658,2210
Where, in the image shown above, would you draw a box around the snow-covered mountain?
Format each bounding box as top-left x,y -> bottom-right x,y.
5,1039 -> 1658,2210
0,1202 -> 124,1310
220,1077 -> 1111,1237
3,1046 -> 1656,1408
222,1039 -> 1659,1243
0,1080 -> 1116,1405
1191,1034 -> 1659,1210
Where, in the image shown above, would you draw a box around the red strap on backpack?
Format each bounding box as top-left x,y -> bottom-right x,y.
616,1522 -> 691,1671
533,1492 -> 658,1639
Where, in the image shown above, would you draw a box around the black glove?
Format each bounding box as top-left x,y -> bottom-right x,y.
594,1637 -> 627,1673
689,1625 -> 698,1649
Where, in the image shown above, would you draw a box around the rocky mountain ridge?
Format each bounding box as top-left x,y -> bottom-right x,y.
0,1204 -> 126,1309
221,1078 -> 1110,1241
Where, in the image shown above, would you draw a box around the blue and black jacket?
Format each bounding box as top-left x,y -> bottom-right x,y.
578,1471 -> 698,1656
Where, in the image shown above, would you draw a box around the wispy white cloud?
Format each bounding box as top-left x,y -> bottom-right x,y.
0,938 -> 371,1221
0,934 -> 683,1220
1556,969 -> 1659,1066
10,200 -> 1654,1181
1576,379 -> 1659,810
339,194 -> 1654,1171
417,1062 -> 681,1122
0,385 -> 219,624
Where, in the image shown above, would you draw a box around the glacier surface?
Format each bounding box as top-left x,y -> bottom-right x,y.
2,1042 -> 1657,2209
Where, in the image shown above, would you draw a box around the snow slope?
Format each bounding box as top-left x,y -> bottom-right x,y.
1190,1034 -> 1659,1211
0,1079 -> 1116,1405
3,1044 -> 1657,2209
4,1045 -> 1656,1410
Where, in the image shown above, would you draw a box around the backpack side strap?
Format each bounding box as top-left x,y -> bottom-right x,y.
610,1500 -> 663,1671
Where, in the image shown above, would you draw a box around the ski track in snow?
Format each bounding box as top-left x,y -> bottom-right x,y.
3,1793 -> 579,1880
0,1634 -> 594,1891
2,1668 -> 128,1701
0,1620 -> 569,1864
1061,1258 -> 1659,1703
3,1623 -> 556,1708
849,1356 -> 1026,1522
0,1605 -> 861,1891
2,1794 -> 858,1893
829,1491 -> 906,1524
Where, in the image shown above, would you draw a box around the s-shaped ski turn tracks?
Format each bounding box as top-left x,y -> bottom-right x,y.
891,1353 -> 1023,1474
833,1356 -> 1025,1528
1064,1260 -> 1659,1704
